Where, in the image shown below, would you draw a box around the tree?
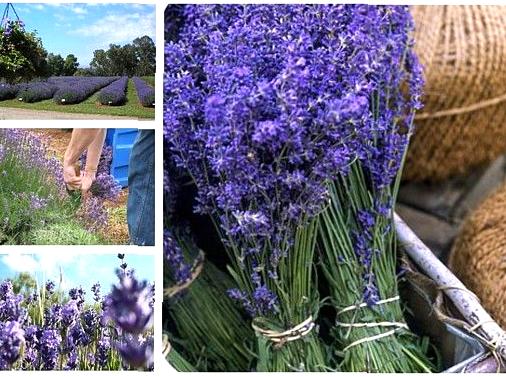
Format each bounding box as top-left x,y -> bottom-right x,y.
133,36 -> 155,76
47,53 -> 65,76
63,54 -> 79,76
89,36 -> 156,77
0,20 -> 48,83
11,272 -> 37,295
90,49 -> 110,76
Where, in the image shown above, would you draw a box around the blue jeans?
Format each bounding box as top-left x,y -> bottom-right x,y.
127,130 -> 155,246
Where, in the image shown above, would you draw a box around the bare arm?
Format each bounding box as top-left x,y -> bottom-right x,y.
63,129 -> 105,191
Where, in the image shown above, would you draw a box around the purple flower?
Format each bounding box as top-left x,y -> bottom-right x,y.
132,77 -> 155,107
163,229 -> 192,285
107,271 -> 153,334
62,300 -> 79,327
40,329 -> 61,370
164,5 -> 424,313
45,280 -> 55,295
97,77 -> 128,106
0,321 -> 25,366
116,334 -> 154,370
91,283 -> 101,302
95,336 -> 110,368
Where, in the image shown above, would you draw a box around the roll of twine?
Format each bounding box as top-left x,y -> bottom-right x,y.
164,250 -> 205,298
405,5 -> 506,181
449,182 -> 506,330
252,315 -> 315,347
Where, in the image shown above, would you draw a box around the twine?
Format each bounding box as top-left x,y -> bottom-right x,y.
415,93 -> 506,120
437,285 -> 481,303
336,296 -> 409,352
252,315 -> 315,345
164,250 -> 205,298
336,295 -> 400,316
162,334 -> 172,358
404,6 -> 506,181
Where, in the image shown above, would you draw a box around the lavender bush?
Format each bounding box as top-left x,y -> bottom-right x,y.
0,84 -> 18,101
54,77 -> 117,105
132,77 -> 155,107
0,255 -> 154,371
164,4 -> 435,372
17,82 -> 57,103
97,77 -> 128,106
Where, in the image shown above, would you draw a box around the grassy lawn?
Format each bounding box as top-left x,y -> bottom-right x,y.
0,79 -> 155,119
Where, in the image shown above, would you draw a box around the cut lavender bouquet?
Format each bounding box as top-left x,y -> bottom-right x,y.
164,4 -> 435,372
312,6 -> 435,372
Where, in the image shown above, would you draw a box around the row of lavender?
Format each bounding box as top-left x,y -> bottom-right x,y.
0,77 -> 154,107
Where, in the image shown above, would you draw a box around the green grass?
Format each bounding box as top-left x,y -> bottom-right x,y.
141,76 -> 155,87
0,79 -> 155,119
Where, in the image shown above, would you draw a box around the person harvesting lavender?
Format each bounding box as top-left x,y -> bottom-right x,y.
63,129 -> 154,245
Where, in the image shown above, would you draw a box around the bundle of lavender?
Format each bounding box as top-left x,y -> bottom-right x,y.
314,6 -> 435,372
163,163 -> 254,371
164,4 -> 435,372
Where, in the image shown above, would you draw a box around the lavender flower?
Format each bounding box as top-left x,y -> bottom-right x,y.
40,329 -> 61,370
163,229 -> 192,285
0,321 -> 25,366
132,77 -> 155,107
164,5 -> 423,314
107,271 -> 153,334
45,280 -> 55,295
95,336 -> 110,368
91,283 -> 101,302
116,334 -> 154,370
62,300 -> 79,327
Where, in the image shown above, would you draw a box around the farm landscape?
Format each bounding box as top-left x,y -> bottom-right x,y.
0,3 -> 155,119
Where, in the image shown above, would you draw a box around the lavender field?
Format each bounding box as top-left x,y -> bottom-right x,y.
0,253 -> 154,371
0,77 -> 155,119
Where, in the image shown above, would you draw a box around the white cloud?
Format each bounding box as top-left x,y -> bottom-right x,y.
32,4 -> 45,10
72,6 -> 88,15
73,11 -> 155,43
2,254 -> 38,273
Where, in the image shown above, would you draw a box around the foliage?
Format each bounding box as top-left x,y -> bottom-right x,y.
90,36 -> 155,77
25,222 -> 104,245
0,19 -> 48,83
46,54 -> 79,77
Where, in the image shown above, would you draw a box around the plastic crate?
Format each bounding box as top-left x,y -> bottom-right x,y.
105,128 -> 139,188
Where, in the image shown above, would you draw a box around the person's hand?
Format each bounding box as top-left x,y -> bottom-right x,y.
81,170 -> 96,196
63,163 -> 81,191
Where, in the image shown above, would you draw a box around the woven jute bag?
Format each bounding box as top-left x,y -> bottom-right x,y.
404,6 -> 506,181
448,181 -> 506,328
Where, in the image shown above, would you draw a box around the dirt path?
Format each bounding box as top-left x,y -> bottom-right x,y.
0,107 -> 137,120
34,129 -> 130,244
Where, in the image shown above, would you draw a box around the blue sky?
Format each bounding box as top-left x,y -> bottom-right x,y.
10,3 -> 156,67
0,253 -> 154,299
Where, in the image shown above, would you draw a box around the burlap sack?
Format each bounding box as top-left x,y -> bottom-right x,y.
448,181 -> 506,328
404,6 -> 506,181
